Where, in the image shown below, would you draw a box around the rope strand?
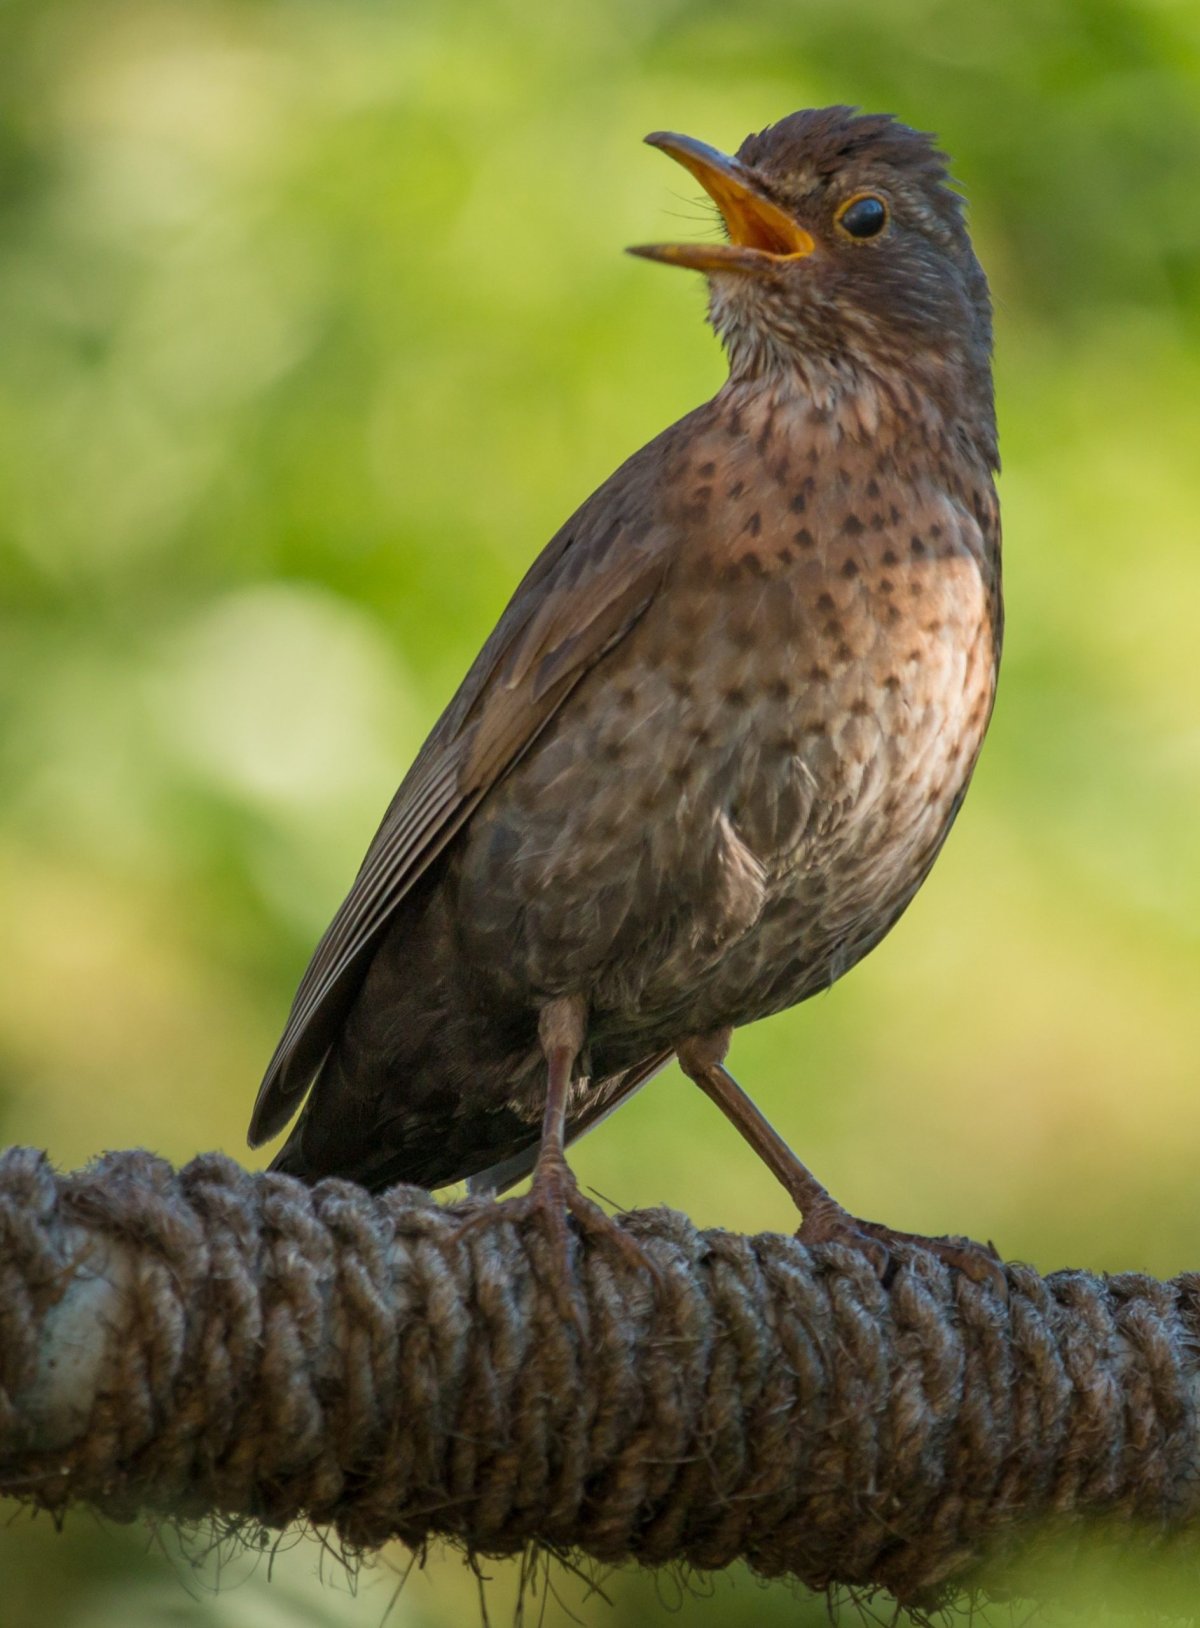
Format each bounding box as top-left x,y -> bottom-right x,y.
0,1146 -> 1197,1607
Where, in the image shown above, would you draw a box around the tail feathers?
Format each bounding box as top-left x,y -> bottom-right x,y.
267,1115 -> 455,1195
266,1046 -> 676,1198
465,1143 -> 540,1197
266,1098 -> 464,1195
264,1045 -> 545,1195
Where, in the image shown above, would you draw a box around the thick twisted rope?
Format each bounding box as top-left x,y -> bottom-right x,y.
0,1146 -> 1197,1607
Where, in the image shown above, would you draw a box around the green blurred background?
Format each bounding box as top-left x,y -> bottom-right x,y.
1,0 -> 1198,1621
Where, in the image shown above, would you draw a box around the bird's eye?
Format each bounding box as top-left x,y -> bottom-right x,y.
836,193 -> 889,240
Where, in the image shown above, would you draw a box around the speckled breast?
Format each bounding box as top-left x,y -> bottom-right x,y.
456,388 -> 1001,1055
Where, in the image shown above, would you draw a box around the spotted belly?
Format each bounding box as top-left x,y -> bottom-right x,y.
454,500 -> 997,1063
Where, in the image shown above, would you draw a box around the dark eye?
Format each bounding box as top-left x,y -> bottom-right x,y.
837,194 -> 889,240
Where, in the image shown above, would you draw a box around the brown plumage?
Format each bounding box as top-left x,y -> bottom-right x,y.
249,108 -> 1002,1278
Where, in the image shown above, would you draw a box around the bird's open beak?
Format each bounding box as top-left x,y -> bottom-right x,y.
629,132 -> 815,273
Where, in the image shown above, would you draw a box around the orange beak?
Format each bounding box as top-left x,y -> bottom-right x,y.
629,131 -> 815,273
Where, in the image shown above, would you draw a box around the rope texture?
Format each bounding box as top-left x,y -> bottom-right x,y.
0,1146 -> 1198,1607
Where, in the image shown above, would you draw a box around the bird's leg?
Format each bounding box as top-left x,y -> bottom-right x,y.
519,994 -> 591,1281
526,997 -> 663,1289
455,995 -> 659,1314
677,1029 -> 1005,1291
677,1028 -> 862,1244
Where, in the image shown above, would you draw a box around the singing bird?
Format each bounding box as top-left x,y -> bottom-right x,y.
249,107 -> 1002,1277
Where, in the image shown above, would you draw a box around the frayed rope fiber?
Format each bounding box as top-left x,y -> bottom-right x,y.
0,1147 -> 1199,1607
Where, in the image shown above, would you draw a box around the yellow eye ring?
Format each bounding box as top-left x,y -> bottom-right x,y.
835,192 -> 890,241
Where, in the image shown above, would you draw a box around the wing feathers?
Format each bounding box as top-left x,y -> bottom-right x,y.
248,764 -> 478,1142
249,491 -> 673,1149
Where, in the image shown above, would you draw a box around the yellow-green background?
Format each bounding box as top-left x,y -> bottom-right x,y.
1,0 -> 1198,1622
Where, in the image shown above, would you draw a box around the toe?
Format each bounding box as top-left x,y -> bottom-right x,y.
797,1204 -> 1007,1296
797,1200 -> 893,1280
867,1225 -> 1008,1297
561,1187 -> 666,1295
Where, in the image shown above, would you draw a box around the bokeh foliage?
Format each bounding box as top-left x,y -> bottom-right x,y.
0,0 -> 1198,1622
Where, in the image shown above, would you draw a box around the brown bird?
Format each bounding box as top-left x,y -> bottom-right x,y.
249,107 -> 1002,1279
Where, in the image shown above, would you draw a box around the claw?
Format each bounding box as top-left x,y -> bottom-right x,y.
451,1156 -> 662,1330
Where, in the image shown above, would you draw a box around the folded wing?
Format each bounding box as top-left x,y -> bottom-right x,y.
248,435 -> 681,1148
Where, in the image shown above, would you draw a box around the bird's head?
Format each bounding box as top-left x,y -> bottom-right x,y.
632,107 -> 995,461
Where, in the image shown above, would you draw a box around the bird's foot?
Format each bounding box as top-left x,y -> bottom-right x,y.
797,1196 -> 1007,1296
452,1153 -> 661,1327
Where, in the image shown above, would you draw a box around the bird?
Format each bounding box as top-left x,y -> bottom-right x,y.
248,106 -> 1002,1282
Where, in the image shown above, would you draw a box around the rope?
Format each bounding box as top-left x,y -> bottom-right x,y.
0,1146 -> 1197,1608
